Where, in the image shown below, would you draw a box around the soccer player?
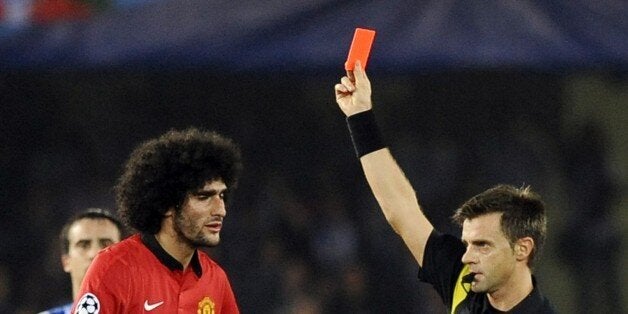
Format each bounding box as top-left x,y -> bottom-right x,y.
73,127 -> 242,313
39,208 -> 124,314
333,62 -> 555,313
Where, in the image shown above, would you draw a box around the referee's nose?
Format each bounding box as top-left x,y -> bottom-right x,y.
461,246 -> 478,265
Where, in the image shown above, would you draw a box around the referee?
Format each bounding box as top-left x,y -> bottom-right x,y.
334,61 -> 556,313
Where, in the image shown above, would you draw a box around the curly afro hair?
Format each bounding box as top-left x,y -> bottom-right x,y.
115,127 -> 242,234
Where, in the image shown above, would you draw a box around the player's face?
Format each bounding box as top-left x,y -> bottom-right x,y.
62,218 -> 121,284
174,179 -> 228,248
460,212 -> 516,294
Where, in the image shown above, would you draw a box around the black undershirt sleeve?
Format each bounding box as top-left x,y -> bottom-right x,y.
418,230 -> 466,306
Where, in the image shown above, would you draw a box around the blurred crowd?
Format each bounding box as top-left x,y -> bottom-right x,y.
0,0 -> 151,33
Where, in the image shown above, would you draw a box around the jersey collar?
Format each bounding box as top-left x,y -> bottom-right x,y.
479,275 -> 550,313
509,275 -> 550,313
141,233 -> 203,277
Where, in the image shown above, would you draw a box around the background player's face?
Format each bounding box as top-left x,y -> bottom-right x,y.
460,212 -> 517,293
174,179 -> 227,248
62,218 -> 121,286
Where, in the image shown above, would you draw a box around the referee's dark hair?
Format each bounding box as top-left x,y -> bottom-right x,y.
60,208 -> 125,254
115,127 -> 242,234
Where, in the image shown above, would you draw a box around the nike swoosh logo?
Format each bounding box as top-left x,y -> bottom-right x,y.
144,300 -> 164,311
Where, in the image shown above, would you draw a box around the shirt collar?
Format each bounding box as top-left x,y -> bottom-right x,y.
484,275 -> 548,313
141,233 -> 203,277
510,275 -> 547,313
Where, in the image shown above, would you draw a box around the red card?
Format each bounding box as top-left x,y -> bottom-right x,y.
344,28 -> 376,71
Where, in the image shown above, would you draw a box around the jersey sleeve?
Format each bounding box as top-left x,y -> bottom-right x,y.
71,252 -> 128,313
417,230 -> 466,307
219,272 -> 240,314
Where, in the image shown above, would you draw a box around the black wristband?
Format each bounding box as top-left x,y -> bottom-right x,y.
346,110 -> 386,158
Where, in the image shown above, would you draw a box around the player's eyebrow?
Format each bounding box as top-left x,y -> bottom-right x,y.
192,189 -> 222,195
191,186 -> 228,196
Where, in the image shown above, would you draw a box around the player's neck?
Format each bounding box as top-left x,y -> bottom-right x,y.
487,266 -> 533,311
71,277 -> 81,301
155,224 -> 195,269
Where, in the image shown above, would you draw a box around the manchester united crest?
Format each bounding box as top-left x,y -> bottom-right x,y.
197,296 -> 215,314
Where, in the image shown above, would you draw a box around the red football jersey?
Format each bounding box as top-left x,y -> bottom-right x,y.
72,234 -> 239,313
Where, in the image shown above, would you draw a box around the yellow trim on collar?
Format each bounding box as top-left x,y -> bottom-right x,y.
451,264 -> 471,314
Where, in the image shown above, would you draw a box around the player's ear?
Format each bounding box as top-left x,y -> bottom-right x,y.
514,237 -> 534,262
61,254 -> 72,273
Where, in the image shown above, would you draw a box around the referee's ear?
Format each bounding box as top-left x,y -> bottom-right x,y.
514,237 -> 534,262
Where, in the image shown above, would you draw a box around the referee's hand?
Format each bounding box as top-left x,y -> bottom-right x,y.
334,60 -> 373,117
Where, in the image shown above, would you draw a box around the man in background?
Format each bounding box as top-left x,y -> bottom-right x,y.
38,208 -> 124,314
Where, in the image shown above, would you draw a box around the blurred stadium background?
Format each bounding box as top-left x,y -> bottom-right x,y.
1,1 -> 627,313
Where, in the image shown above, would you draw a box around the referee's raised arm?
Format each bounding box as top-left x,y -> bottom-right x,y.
333,61 -> 434,267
